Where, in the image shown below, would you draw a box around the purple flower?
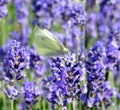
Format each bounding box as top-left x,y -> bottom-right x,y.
4,40 -> 29,82
86,13 -> 98,38
14,0 -> 30,25
0,0 -> 11,18
0,5 -> 8,18
29,47 -> 45,77
42,54 -> 86,107
70,4 -> 87,26
10,30 -> 22,41
84,42 -> 116,108
106,41 -> 120,69
60,0 -> 73,22
14,0 -> 31,46
32,0 -> 61,28
85,81 -> 116,108
22,81 -> 40,107
86,97 -> 95,108
0,0 -> 10,5
2,85 -> 20,100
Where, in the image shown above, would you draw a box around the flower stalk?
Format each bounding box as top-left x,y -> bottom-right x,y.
10,99 -> 14,110
72,99 -> 76,110
0,19 -> 6,46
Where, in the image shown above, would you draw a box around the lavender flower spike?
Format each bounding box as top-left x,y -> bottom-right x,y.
43,54 -> 87,108
0,0 -> 11,18
22,81 -> 41,109
4,40 -> 29,82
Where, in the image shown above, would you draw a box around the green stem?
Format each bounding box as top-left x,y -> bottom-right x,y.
72,99 -> 76,110
76,27 -> 83,62
39,98 -> 42,110
95,0 -> 100,13
105,69 -> 110,81
78,100 -> 83,110
108,71 -> 117,110
105,69 -> 109,81
3,94 -> 6,110
91,107 -> 97,110
42,99 -> 46,110
36,98 -> 40,109
0,19 -> 6,46
101,103 -> 105,110
68,103 -> 72,110
80,26 -> 85,52
58,105 -> 61,110
1,81 -> 6,110
10,99 -> 14,110
46,101 -> 50,110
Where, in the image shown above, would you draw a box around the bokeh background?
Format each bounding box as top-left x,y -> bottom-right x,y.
0,0 -> 120,110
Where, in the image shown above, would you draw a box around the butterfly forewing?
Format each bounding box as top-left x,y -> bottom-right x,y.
33,26 -> 70,57
34,28 -> 63,50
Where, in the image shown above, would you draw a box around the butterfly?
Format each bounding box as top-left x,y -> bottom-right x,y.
33,26 -> 70,57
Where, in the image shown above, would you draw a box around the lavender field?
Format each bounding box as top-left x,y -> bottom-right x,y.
0,0 -> 120,110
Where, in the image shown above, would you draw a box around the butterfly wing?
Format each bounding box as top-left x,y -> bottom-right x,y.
42,28 -> 65,50
33,27 -> 69,56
